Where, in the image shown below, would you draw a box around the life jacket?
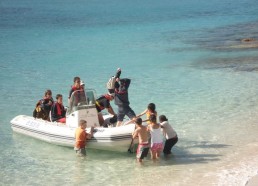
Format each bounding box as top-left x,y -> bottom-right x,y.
95,94 -> 111,110
55,102 -> 63,116
72,85 -> 83,91
146,110 -> 157,124
71,86 -> 85,104
33,100 -> 48,120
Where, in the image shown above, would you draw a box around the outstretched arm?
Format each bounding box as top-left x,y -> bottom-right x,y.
136,109 -> 148,118
87,127 -> 94,139
115,68 -> 121,79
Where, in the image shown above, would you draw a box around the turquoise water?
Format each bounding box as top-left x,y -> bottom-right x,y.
1,0 -> 258,185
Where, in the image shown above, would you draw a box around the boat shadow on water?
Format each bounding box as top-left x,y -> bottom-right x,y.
155,140 -> 232,166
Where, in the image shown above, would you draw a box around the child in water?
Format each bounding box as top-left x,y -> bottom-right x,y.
147,114 -> 163,160
74,120 -> 94,156
137,103 -> 157,124
132,118 -> 150,163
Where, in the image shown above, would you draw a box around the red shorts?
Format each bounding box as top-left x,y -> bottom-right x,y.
151,143 -> 163,152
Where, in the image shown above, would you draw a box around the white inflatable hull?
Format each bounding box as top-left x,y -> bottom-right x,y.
11,115 -> 136,152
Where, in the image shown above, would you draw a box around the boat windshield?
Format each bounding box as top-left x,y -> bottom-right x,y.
67,89 -> 97,114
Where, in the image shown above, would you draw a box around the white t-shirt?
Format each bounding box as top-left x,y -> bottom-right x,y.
149,127 -> 163,144
160,121 -> 177,139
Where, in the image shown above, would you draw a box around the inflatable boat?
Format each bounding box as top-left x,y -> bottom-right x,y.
10,90 -> 136,152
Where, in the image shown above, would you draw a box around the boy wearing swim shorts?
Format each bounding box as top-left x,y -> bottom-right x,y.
132,118 -> 149,163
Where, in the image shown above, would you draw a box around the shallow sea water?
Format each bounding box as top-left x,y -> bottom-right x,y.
1,0 -> 258,185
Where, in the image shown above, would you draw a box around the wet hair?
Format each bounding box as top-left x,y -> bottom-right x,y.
79,119 -> 87,126
45,89 -> 52,96
56,94 -> 63,100
135,118 -> 142,125
149,114 -> 157,123
147,103 -> 156,113
73,76 -> 80,83
159,115 -> 168,122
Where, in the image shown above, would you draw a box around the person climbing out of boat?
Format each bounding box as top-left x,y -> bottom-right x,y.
95,93 -> 116,127
113,69 -> 136,127
147,114 -> 163,160
159,115 -> 178,156
51,94 -> 66,123
132,117 -> 150,163
137,103 -> 157,124
33,89 -> 54,121
74,120 -> 94,156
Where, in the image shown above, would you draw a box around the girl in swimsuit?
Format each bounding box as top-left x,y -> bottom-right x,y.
137,103 -> 157,124
147,114 -> 163,160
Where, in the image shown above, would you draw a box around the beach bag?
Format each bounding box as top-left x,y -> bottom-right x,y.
106,76 -> 116,90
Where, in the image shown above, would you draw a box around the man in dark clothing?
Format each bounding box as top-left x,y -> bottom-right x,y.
113,70 -> 136,127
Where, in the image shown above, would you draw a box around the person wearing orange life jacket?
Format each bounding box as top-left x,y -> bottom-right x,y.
95,93 -> 116,126
51,94 -> 66,123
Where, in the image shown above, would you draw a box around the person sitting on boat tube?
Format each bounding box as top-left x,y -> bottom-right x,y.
35,89 -> 54,121
113,69 -> 136,127
51,94 -> 66,123
95,93 -> 116,127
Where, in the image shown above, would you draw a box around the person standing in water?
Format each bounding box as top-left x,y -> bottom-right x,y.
132,118 -> 150,163
159,115 -> 178,156
74,120 -> 94,156
147,115 -> 163,160
137,103 -> 157,124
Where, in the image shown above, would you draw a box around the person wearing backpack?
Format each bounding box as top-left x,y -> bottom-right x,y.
110,68 -> 136,127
